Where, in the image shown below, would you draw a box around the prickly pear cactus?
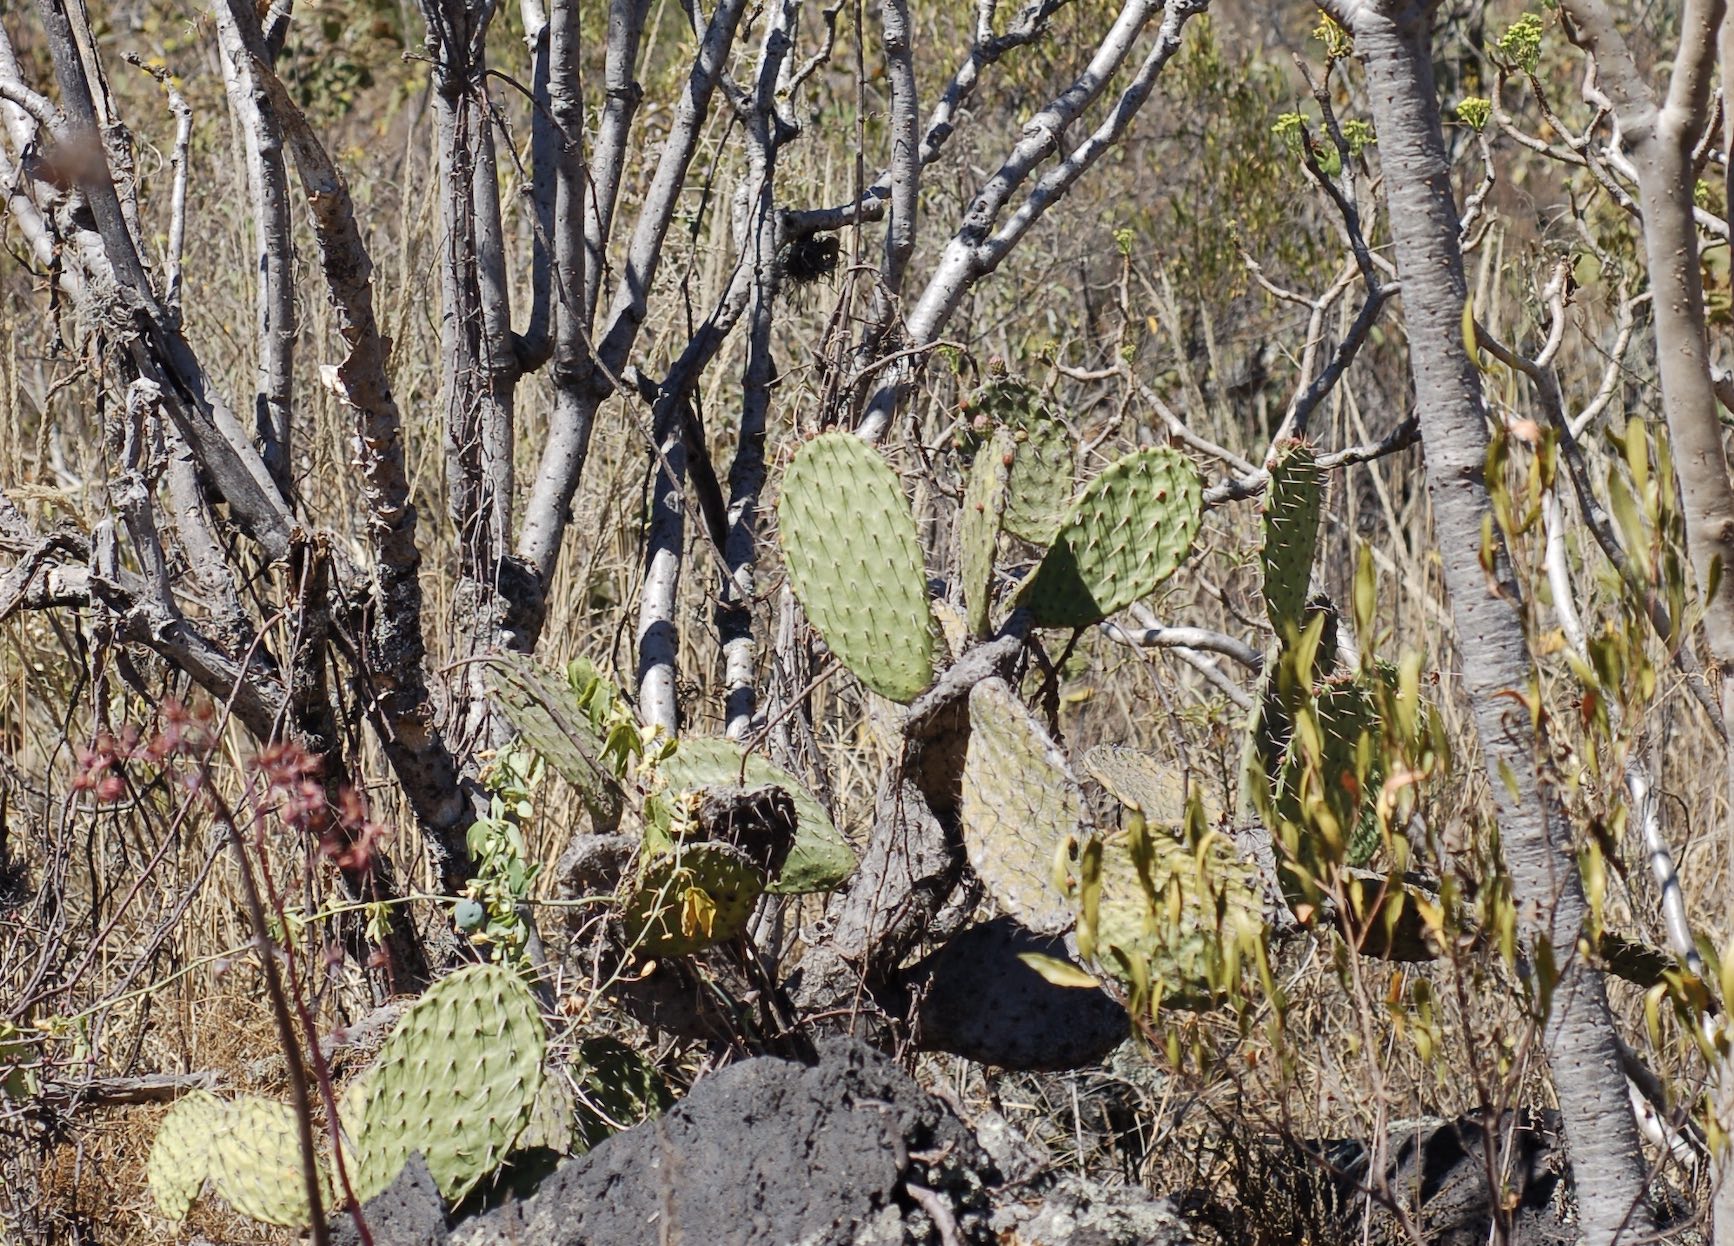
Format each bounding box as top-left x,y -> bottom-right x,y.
572,1037 -> 672,1151
959,428 -> 1014,638
1083,744 -> 1221,829
1261,440 -> 1325,640
661,736 -> 855,893
1066,822 -> 1264,1014
210,1095 -> 329,1228
961,379 -> 1074,546
777,432 -> 935,703
1016,446 -> 1203,629
959,678 -> 1082,935
621,840 -> 765,957
148,1089 -> 223,1222
1277,677 -> 1385,870
513,1066 -> 578,1156
1003,413 -> 1075,546
345,963 -> 545,1204
486,653 -> 624,830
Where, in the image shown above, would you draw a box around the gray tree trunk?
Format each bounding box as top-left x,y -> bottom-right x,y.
1326,0 -> 1659,1239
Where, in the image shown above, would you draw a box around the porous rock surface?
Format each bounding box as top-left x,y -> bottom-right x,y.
334,1037 -> 1192,1246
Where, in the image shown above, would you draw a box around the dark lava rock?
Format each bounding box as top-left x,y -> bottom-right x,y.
330,1038 -> 1193,1246
452,1037 -> 996,1245
331,1153 -> 445,1246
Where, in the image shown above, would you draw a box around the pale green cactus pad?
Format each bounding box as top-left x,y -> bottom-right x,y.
513,1066 -> 577,1156
622,840 -> 764,958
959,678 -> 1082,935
1003,414 -> 1075,546
210,1095 -> 328,1228
662,736 -> 855,893
777,432 -> 935,702
959,429 -> 1014,638
1016,446 -> 1203,628
346,963 -> 545,1204
147,1089 -> 223,1222
1068,824 -> 1263,1013
486,653 -> 624,830
1261,440 -> 1325,640
1083,744 -> 1221,829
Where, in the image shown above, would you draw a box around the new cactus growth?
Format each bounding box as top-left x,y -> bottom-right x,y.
661,736 -> 855,893
959,428 -> 1013,638
1261,440 -> 1325,640
487,653 -> 624,831
961,378 -> 1074,545
1003,414 -> 1075,546
776,432 -> 935,703
344,963 -> 546,1204
959,678 -> 1083,935
147,1089 -> 222,1222
1016,446 -> 1203,628
621,840 -> 765,957
1066,821 -> 1264,1014
210,1096 -> 329,1228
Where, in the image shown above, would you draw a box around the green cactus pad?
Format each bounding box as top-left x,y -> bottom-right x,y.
346,963 -> 545,1204
1068,824 -> 1263,1013
1083,744 -> 1221,829
622,840 -> 765,958
513,1067 -> 577,1156
777,432 -> 935,703
210,1095 -> 328,1228
147,1090 -> 223,1222
959,429 -> 1014,638
1278,677 -> 1384,869
662,737 -> 855,893
959,678 -> 1083,935
1015,446 -> 1202,629
1261,441 -> 1325,639
486,653 -> 624,830
1003,414 -> 1075,546
573,1037 -> 672,1151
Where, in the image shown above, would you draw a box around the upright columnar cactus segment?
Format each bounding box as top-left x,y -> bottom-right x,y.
210,1095 -> 328,1228
959,429 -> 1013,638
147,1089 -> 223,1222
1016,446 -> 1203,628
1261,440 -> 1325,639
346,963 -> 545,1204
662,736 -> 855,893
622,840 -> 765,957
959,678 -> 1083,935
486,653 -> 624,830
777,432 -> 935,703
1068,824 -> 1263,1013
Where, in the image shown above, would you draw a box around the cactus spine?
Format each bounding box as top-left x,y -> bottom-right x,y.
777,432 -> 935,703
